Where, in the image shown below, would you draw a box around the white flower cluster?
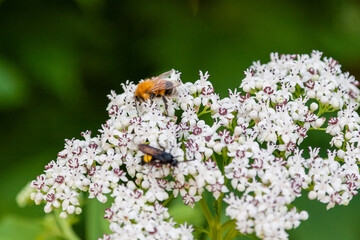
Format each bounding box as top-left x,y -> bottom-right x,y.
30,70 -> 226,239
222,51 -> 360,239
101,185 -> 193,240
30,51 -> 360,240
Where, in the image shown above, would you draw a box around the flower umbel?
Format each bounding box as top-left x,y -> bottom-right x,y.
28,51 -> 360,240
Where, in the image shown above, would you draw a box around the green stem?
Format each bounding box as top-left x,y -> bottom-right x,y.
316,102 -> 324,116
223,220 -> 238,240
199,198 -> 214,232
220,219 -> 236,232
198,106 -> 212,117
316,102 -> 337,116
309,127 -> 327,131
223,227 -> 235,240
54,210 -> 80,240
163,193 -> 174,207
212,153 -> 218,171
222,147 -> 229,170
193,226 -> 210,235
212,194 -> 223,240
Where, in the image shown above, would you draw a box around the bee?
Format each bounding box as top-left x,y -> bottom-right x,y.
138,144 -> 179,167
134,70 -> 181,111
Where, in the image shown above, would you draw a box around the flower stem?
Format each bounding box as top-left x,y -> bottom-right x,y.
54,210 -> 80,240
222,147 -> 229,169
212,194 -> 223,240
198,106 -> 211,117
163,193 -> 174,207
222,220 -> 237,240
220,219 -> 236,232
199,197 -> 214,237
193,226 -> 210,235
309,127 -> 327,131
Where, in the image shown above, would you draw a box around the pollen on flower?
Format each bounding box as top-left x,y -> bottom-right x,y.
27,51 -> 360,240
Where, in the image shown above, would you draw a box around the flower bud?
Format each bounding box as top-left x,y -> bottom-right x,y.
75,207 -> 82,215
310,102 -> 318,112
194,97 -> 201,106
307,90 -> 316,98
337,149 -> 345,159
189,85 -> 197,94
205,148 -> 213,158
255,80 -> 263,90
308,191 -> 317,200
300,211 -> 309,220
345,131 -> 352,140
234,126 -> 243,136
243,84 -> 250,92
141,180 -> 150,189
315,118 -> 325,128
114,122 -> 122,130
67,205 -> 75,214
334,139 -> 342,148
53,201 -> 60,208
44,204 -> 53,213
127,181 -> 136,190
213,143 -> 223,154
330,98 -> 340,109
320,96 -> 329,104
59,212 -> 68,219
249,110 -> 258,120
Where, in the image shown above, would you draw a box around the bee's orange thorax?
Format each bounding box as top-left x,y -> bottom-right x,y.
134,80 -> 154,100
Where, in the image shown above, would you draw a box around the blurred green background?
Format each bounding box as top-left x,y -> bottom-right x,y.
1,0 -> 360,239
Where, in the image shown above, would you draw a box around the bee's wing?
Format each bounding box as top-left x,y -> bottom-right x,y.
150,79 -> 181,92
156,69 -> 175,80
138,144 -> 164,156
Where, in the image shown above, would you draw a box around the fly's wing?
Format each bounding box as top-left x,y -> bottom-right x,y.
138,144 -> 164,157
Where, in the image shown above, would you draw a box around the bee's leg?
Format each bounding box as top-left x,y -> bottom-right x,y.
134,96 -> 140,114
135,101 -> 140,114
148,93 -> 157,109
162,95 -> 168,113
